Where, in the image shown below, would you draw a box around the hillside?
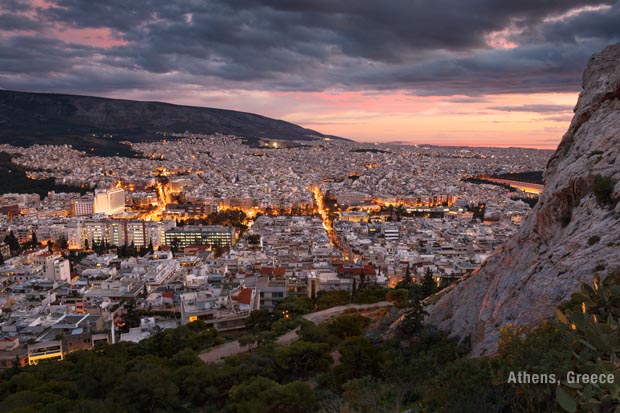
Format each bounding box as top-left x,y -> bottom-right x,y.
426,44 -> 620,355
0,90 -> 344,156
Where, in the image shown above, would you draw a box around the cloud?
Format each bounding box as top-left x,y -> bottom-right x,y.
488,104 -> 574,113
542,114 -> 574,122
0,12 -> 42,30
0,0 -> 618,97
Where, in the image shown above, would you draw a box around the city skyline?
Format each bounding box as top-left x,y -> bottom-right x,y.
1,1 -> 619,149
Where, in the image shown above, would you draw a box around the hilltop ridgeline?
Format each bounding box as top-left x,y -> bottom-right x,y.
0,90 -> 344,155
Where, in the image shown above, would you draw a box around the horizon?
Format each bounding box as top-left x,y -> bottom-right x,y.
1,1 -> 619,149
0,88 -> 562,151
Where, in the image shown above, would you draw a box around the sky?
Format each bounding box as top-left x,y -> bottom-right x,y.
1,1 -> 619,149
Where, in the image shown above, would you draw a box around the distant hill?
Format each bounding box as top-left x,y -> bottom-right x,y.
0,90 -> 345,156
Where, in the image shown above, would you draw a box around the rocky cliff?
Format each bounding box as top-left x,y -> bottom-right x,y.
426,44 -> 620,355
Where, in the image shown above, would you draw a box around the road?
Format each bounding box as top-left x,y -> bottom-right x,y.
199,301 -> 393,363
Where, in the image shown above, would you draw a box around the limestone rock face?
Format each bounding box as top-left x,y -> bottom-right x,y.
426,44 -> 620,356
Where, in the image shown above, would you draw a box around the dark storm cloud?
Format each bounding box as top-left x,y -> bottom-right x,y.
0,36 -> 95,74
0,13 -> 42,30
0,0 -> 33,12
0,0 -> 619,95
531,5 -> 620,44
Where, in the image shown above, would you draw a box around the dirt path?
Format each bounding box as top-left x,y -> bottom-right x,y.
199,301 -> 393,363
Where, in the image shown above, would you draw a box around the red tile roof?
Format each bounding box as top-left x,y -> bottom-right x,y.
232,287 -> 253,305
259,266 -> 286,277
336,264 -> 376,276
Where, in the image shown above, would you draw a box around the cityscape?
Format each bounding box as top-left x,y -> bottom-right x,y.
0,136 -> 549,357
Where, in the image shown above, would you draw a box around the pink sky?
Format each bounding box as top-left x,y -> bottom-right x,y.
110,88 -> 576,150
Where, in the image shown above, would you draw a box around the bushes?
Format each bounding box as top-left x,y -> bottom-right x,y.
554,272 -> 620,412
315,290 -> 350,310
327,314 -> 370,339
315,285 -> 387,309
592,174 -> 616,206
587,235 -> 601,246
274,341 -> 332,377
352,285 -> 388,304
228,377 -> 317,413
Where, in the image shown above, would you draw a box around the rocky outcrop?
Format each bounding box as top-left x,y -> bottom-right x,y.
426,44 -> 620,356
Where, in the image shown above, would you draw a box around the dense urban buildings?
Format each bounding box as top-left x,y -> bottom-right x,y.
0,136 -> 548,367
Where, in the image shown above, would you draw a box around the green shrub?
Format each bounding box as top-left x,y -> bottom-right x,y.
587,235 -> 601,246
554,272 -> 620,412
592,174 -> 615,206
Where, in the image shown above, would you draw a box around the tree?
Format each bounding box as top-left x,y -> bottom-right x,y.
399,297 -> 428,336
396,265 -> 414,298
4,231 -> 20,252
228,377 -> 317,413
274,340 -> 332,378
420,268 -> 438,298
30,231 -> 38,248
239,334 -> 258,352
128,241 -> 137,257
315,290 -> 350,310
170,237 -> 180,252
336,336 -> 384,381
58,236 -> 69,250
84,238 -> 89,251
115,365 -> 181,412
327,314 -> 370,339
245,309 -> 276,332
386,289 -> 408,308
342,376 -> 405,413
275,295 -> 314,317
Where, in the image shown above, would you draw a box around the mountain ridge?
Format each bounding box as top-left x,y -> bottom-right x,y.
0,89 -> 346,156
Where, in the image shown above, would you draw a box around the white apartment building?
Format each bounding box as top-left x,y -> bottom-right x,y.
94,188 -> 125,215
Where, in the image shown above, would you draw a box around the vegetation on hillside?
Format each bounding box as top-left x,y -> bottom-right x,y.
0,152 -> 88,198
1,274 -> 618,412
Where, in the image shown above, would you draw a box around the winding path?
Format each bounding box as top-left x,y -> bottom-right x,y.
199,301 -> 393,363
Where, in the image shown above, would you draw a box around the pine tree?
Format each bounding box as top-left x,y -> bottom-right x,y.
400,297 -> 427,336
396,265 -> 414,297
420,268 -> 438,298
30,231 -> 38,248
4,231 -> 20,252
